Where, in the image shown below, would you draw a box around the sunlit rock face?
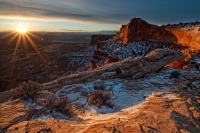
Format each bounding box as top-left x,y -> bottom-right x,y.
115,18 -> 200,50
166,60 -> 185,68
115,18 -> 153,42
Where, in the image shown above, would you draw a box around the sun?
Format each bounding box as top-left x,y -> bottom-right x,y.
17,26 -> 27,33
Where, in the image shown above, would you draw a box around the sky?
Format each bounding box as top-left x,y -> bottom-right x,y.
0,0 -> 200,32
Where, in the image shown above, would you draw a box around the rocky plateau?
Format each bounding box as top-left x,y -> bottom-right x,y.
0,18 -> 200,133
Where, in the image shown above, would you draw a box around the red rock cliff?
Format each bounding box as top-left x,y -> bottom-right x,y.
115,18 -> 200,50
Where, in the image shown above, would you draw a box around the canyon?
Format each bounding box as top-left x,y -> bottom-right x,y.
0,18 -> 200,133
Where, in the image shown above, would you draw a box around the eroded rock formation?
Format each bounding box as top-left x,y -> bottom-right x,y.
53,48 -> 184,85
115,18 -> 200,50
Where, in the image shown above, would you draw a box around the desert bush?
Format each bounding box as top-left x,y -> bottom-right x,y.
195,63 -> 199,69
12,80 -> 40,100
170,70 -> 181,79
88,90 -> 112,107
93,83 -> 105,90
43,96 -> 73,116
115,67 -> 122,75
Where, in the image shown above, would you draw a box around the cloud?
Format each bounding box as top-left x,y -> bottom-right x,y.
0,0 -> 126,24
0,0 -> 200,25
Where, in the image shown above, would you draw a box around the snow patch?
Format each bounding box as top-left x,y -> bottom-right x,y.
89,106 -> 115,114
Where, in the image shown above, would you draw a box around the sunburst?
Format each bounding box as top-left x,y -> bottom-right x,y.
17,25 -> 26,33
0,19 -> 52,79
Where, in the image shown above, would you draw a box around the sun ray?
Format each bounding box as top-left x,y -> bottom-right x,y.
21,34 -> 29,55
1,18 -> 54,82
1,18 -> 54,85
24,33 -> 52,69
14,19 -> 30,34
8,33 -> 22,77
0,32 -> 16,41
26,32 -> 45,41
2,32 -> 19,50
26,32 -> 52,61
27,32 -> 50,61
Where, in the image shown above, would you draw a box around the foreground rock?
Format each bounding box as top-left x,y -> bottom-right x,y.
82,93 -> 200,133
1,65 -> 200,132
4,92 -> 200,133
7,120 -> 85,133
0,100 -> 35,132
1,48 -> 200,132
44,48 -> 183,86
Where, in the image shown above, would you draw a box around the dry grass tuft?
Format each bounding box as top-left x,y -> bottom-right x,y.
88,90 -> 112,107
170,70 -> 181,79
43,96 -> 74,116
12,80 -> 40,100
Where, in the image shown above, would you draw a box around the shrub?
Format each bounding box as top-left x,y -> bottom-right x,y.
43,96 -> 73,116
195,63 -> 199,69
170,70 -> 181,79
115,67 -> 122,75
93,82 -> 105,90
12,80 -> 40,100
88,90 -> 112,107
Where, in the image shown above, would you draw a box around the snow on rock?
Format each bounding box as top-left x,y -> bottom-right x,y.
89,105 -> 115,114
68,40 -> 164,68
55,48 -> 183,87
101,41 -> 168,60
2,63 -> 200,132
194,56 -> 200,64
53,67 -> 178,118
67,45 -> 96,67
68,38 -> 188,71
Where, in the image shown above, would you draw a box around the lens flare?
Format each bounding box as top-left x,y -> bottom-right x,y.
17,26 -> 26,33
